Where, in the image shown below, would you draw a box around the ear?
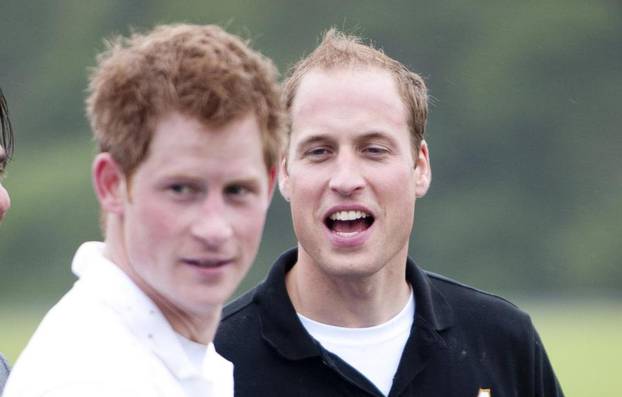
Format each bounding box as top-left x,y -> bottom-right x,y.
266,164 -> 277,202
92,153 -> 126,214
278,156 -> 291,202
414,140 -> 431,198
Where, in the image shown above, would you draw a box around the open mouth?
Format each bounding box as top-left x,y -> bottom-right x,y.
325,210 -> 374,236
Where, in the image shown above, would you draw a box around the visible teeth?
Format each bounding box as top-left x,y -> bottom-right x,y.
329,210 -> 369,221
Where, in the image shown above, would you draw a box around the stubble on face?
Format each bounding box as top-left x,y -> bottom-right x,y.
284,67 -> 419,276
105,111 -> 273,342
279,67 -> 431,326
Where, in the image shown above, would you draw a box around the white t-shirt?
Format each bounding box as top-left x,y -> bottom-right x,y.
4,242 -> 233,397
298,290 -> 415,396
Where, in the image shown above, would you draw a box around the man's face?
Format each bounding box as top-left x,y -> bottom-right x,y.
114,111 -> 274,317
280,67 -> 430,278
0,145 -> 10,223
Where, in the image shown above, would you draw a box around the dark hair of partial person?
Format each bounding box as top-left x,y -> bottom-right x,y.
1,88 -> 14,163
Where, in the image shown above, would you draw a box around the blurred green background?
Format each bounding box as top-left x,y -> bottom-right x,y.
1,1 -> 620,394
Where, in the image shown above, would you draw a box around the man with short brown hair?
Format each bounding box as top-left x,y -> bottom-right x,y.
5,24 -> 285,397
215,29 -> 564,396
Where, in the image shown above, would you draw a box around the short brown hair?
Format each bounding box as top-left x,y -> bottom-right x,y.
86,24 -> 285,178
283,28 -> 428,152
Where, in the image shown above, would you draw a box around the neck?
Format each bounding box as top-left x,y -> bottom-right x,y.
159,303 -> 221,345
286,247 -> 411,328
103,217 -> 221,345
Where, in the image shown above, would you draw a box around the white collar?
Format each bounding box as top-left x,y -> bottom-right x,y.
71,241 -> 231,383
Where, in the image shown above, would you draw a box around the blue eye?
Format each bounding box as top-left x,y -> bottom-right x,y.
363,145 -> 389,157
225,185 -> 250,196
304,146 -> 332,161
170,184 -> 189,194
309,148 -> 328,155
167,183 -> 198,199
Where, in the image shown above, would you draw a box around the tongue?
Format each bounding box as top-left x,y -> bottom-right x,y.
332,219 -> 368,233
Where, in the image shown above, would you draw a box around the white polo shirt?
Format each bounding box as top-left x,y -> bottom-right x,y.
4,242 -> 233,397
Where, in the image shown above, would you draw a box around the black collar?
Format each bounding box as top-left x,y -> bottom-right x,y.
253,247 -> 455,361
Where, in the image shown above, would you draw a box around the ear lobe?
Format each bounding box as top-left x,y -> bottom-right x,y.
266,164 -> 278,202
278,156 -> 291,202
414,140 -> 431,198
92,153 -> 126,214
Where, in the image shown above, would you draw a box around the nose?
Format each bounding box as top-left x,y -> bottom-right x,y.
190,194 -> 233,249
328,151 -> 365,197
0,183 -> 10,222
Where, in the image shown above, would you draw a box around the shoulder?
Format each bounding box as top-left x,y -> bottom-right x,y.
215,282 -> 284,363
217,286 -> 262,343
423,269 -> 535,340
413,269 -> 564,395
221,287 -> 258,321
427,270 -> 523,311
23,287 -> 133,352
6,292 -> 158,395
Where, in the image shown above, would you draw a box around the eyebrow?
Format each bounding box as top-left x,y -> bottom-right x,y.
355,131 -> 398,145
297,134 -> 333,147
295,130 -> 398,152
226,176 -> 263,191
294,134 -> 335,155
160,171 -> 264,187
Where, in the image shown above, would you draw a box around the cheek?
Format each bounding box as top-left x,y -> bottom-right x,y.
390,173 -> 417,223
289,194 -> 315,234
128,201 -> 180,247
288,174 -> 323,213
372,167 -> 417,211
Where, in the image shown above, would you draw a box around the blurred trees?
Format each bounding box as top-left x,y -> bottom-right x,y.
1,0 -> 620,303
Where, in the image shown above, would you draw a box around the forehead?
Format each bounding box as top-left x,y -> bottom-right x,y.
290,67 -> 408,139
136,111 -> 267,179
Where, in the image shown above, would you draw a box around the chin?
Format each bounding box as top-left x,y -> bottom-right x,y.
320,259 -> 381,279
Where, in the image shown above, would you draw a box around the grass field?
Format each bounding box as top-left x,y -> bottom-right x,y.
523,300 -> 622,396
1,300 -> 620,395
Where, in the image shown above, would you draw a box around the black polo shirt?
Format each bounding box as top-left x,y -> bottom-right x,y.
215,248 -> 564,396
